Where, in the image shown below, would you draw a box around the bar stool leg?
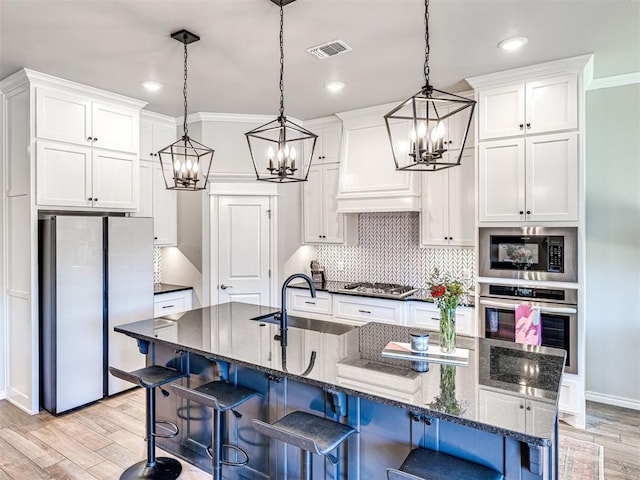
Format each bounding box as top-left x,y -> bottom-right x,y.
212,408 -> 222,480
300,450 -> 313,480
147,386 -> 157,466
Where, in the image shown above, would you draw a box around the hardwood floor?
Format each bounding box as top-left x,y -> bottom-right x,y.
0,392 -> 638,479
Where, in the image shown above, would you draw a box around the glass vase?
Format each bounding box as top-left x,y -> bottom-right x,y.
439,306 -> 457,352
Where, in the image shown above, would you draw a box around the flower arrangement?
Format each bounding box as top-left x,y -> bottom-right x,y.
427,268 -> 468,352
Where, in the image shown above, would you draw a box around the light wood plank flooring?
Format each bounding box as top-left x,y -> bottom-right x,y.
0,391 -> 638,479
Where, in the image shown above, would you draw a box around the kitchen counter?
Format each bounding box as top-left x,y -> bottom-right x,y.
115,302 -> 564,446
153,283 -> 193,295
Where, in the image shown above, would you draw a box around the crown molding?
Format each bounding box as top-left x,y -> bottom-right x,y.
587,72 -> 640,91
182,111 -> 304,126
140,109 -> 178,124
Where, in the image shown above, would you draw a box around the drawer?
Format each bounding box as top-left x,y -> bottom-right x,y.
287,289 -> 332,315
333,295 -> 404,325
154,289 -> 193,317
407,302 -> 476,336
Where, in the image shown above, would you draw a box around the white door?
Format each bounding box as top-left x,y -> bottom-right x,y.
91,149 -> 138,210
218,196 -> 271,305
132,160 -> 153,218
36,88 -> 92,145
92,102 -> 138,153
478,138 -> 525,222
320,124 -> 342,164
152,163 -> 177,246
322,164 -> 344,243
478,83 -> 525,140
303,166 -> 324,243
525,132 -> 578,222
420,168 -> 448,246
525,74 -> 578,135
448,150 -> 475,246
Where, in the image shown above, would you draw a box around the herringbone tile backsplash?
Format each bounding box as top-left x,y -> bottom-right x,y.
316,212 -> 475,290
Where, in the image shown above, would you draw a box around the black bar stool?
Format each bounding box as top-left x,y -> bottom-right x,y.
386,447 -> 504,480
252,411 -> 357,480
171,381 -> 260,480
109,365 -> 186,480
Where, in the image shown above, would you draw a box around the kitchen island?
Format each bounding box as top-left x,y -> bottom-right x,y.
115,302 -> 565,480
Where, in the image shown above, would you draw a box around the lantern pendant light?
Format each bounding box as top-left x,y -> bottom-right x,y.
245,0 -> 318,183
384,0 -> 476,172
158,29 -> 214,190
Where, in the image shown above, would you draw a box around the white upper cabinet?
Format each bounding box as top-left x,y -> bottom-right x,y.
479,133 -> 578,223
478,74 -> 577,141
304,163 -> 357,244
36,88 -> 139,153
91,149 -> 138,210
310,123 -> 342,165
421,150 -> 475,247
135,113 -> 178,246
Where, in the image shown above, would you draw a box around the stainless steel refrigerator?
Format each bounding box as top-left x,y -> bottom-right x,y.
40,215 -> 154,414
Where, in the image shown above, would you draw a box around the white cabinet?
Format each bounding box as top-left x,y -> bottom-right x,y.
420,150 -> 475,247
303,164 -> 357,244
36,87 -> 139,153
335,105 -> 421,212
310,123 -> 342,165
134,113 -> 178,246
286,288 -> 333,320
479,132 -> 577,223
333,294 -> 405,325
36,140 -> 137,209
154,289 -> 193,317
406,302 -> 476,337
478,74 -> 577,140
479,388 -> 556,437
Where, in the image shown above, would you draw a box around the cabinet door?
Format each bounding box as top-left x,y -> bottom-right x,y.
36,140 -> 93,207
132,161 -> 153,218
303,166 -> 324,243
152,163 -> 177,246
320,124 -> 342,164
322,164 -> 344,243
443,102 -> 475,152
448,150 -> 475,246
478,389 -> 526,431
478,138 -> 525,222
91,149 -> 138,210
152,122 -> 177,152
92,102 -> 138,153
525,74 -> 577,135
420,169 -> 449,246
525,132 -> 578,222
478,84 -> 525,140
36,88 -> 92,146
139,118 -> 154,161
525,399 -> 557,437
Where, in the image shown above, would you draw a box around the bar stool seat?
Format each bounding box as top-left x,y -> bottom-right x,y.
109,365 -> 186,480
252,411 -> 357,480
172,381 -> 260,480
386,448 -> 504,480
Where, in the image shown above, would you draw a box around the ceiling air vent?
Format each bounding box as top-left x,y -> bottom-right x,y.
306,40 -> 352,60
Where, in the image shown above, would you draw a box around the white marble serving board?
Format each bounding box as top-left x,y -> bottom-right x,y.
381,341 -> 470,367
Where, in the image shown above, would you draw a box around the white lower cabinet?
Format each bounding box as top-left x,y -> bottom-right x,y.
154,289 -> 193,317
406,302 -> 476,336
479,388 -> 556,437
286,289 -> 333,319
333,294 -> 405,325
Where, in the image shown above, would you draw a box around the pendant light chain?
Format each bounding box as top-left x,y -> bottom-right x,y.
278,2 -> 285,120
423,0 -> 430,89
183,40 -> 189,137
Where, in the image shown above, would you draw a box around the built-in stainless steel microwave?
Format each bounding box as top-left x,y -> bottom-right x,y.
479,227 -> 577,282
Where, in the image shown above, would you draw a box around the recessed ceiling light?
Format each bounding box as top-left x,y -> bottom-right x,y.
325,81 -> 345,93
140,80 -> 163,92
497,37 -> 528,51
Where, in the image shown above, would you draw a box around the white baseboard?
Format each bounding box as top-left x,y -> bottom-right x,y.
586,390 -> 640,411
0,389 -> 5,400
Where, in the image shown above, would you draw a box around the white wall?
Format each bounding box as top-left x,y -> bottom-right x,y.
0,91 -> 5,398
585,82 -> 640,409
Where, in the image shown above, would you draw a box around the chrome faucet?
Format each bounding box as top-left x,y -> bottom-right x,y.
278,273 -> 316,347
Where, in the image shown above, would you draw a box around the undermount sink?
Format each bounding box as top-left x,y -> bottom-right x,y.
250,312 -> 355,335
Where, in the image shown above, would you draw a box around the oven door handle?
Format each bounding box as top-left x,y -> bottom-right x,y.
479,299 -> 577,314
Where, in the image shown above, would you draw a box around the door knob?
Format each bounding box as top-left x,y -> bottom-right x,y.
220,284 -> 233,290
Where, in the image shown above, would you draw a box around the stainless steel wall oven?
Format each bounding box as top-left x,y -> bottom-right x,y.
479,226 -> 578,282
479,283 -> 577,374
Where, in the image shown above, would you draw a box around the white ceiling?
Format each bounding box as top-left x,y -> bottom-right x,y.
1,0 -> 638,120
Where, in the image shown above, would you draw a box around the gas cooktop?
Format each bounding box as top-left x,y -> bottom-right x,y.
336,282 -> 419,299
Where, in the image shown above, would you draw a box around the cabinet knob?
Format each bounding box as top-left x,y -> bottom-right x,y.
87,137 -> 93,142
519,210 -> 524,215
526,210 -> 531,215
154,237 -> 158,240
520,404 -> 525,409
88,197 -> 93,201
94,198 -> 98,202
519,124 -> 524,130
93,137 -> 98,142
526,406 -> 531,411
526,123 -> 531,129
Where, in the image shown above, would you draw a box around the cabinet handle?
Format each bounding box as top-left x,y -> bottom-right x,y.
358,309 -> 371,314
304,301 -> 316,305
519,124 -> 524,130
162,304 -> 175,309
526,210 -> 531,215
526,123 -> 531,129
93,137 -> 98,142
526,406 -> 531,411
520,404 -> 525,409
154,237 -> 158,240
88,197 -> 93,201
87,136 -> 93,142
431,317 -> 440,321
94,198 -> 98,202
519,210 -> 524,215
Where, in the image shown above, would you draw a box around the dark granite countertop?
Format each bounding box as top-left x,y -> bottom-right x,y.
287,280 -> 473,306
115,302 -> 565,446
154,283 -> 193,295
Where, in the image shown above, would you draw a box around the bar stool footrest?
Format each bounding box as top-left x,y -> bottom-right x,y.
205,443 -> 250,467
153,421 -> 179,439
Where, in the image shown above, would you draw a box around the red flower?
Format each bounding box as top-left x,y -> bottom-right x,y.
431,285 -> 446,298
